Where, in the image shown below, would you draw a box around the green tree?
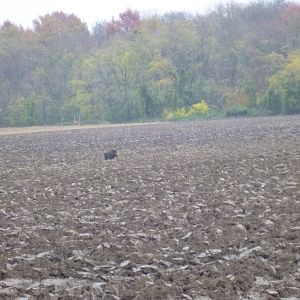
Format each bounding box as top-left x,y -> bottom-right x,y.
32,12 -> 90,124
262,52 -> 300,114
0,21 -> 36,125
7,96 -> 36,126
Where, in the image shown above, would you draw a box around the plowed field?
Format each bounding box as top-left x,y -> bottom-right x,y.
0,116 -> 299,299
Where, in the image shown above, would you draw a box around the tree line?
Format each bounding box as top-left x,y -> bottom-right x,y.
0,0 -> 300,126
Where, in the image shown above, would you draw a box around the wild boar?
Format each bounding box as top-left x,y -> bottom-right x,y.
104,149 -> 117,160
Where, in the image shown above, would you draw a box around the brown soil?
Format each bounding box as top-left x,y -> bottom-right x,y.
0,116 -> 299,299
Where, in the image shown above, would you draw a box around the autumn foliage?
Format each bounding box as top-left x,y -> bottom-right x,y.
0,1 -> 300,126
106,9 -> 141,36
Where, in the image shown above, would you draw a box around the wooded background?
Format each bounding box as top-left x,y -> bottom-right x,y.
1,0 -> 300,126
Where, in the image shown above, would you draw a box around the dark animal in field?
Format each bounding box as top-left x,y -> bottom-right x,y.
104,149 -> 117,160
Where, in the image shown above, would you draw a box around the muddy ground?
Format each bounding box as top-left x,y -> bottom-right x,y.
0,116 -> 299,300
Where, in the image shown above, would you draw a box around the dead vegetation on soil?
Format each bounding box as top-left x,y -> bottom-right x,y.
0,116 -> 299,299
0,122 -> 156,136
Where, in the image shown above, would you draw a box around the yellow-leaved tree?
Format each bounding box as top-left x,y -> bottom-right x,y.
164,100 -> 210,120
262,52 -> 300,114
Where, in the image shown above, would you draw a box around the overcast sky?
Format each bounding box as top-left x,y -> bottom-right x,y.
1,0 -> 254,29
